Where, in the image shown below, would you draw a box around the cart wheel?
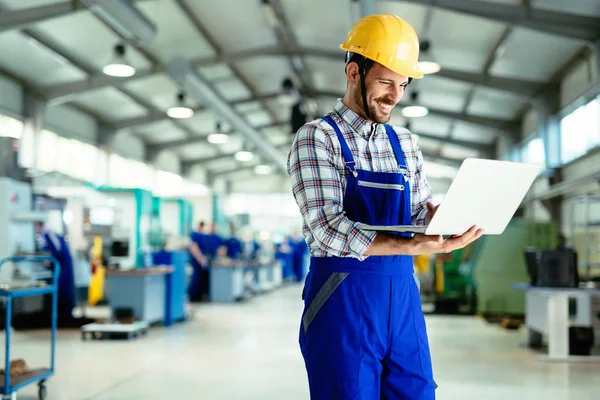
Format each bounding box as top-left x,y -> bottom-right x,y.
38,380 -> 48,400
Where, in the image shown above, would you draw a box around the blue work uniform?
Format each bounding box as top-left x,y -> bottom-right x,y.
226,236 -> 243,259
188,231 -> 209,300
292,238 -> 309,282
39,231 -> 76,320
299,116 -> 436,399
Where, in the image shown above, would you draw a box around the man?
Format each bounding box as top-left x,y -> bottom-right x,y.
287,14 -> 483,399
188,221 -> 208,301
35,221 -> 76,322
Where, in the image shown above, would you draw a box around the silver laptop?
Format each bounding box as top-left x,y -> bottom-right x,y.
358,158 -> 543,236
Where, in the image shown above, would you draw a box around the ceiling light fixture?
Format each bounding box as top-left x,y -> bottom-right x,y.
208,134 -> 229,144
235,151 -> 254,162
207,121 -> 228,144
103,43 -> 136,77
401,91 -> 429,118
417,40 -> 441,75
254,164 -> 273,175
402,106 -> 429,118
167,92 -> 194,119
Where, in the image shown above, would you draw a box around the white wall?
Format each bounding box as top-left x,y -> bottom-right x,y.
189,196 -> 212,226
155,150 -> 181,174
561,49 -> 599,110
111,131 -> 146,161
231,174 -> 291,193
161,201 -> 180,236
187,165 -> 208,185
44,105 -> 97,144
0,74 -> 22,117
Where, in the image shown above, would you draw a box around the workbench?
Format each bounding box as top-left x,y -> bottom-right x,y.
513,283 -> 600,361
209,262 -> 280,303
105,266 -> 174,325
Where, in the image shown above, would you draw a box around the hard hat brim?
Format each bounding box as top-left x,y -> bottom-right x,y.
341,44 -> 424,79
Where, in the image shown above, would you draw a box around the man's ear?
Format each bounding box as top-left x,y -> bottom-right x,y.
345,62 -> 360,85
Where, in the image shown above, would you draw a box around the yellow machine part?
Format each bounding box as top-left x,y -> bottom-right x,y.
413,254 -> 430,274
435,259 -> 444,294
88,236 -> 105,306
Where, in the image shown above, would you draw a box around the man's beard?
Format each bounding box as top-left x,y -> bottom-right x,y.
353,87 -> 394,124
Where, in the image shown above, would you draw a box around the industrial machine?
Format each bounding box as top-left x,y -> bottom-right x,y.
94,187 -> 158,270
427,219 -> 557,316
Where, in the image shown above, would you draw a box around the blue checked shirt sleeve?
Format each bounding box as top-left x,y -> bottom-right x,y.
410,135 -> 433,225
287,123 -> 377,260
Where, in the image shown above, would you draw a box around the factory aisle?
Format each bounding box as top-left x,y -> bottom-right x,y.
6,285 -> 599,400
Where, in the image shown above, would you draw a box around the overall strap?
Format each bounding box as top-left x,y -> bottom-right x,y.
322,115 -> 357,176
384,124 -> 408,169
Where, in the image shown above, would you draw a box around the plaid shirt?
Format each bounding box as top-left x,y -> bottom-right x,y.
287,99 -> 432,260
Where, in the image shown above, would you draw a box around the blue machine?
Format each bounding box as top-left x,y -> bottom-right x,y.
153,250 -> 188,324
0,256 -> 59,400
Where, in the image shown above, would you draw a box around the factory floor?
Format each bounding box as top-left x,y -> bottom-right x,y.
4,284 -> 599,400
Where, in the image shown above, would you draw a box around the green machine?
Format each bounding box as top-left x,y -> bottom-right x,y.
432,219 -> 557,316
159,197 -> 194,238
93,186 -> 158,269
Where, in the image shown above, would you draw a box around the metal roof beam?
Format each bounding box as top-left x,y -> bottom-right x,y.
0,1 -> 86,33
263,0 -> 318,96
426,105 -> 519,133
111,92 -> 282,130
43,67 -> 163,105
174,0 -> 280,127
415,132 -> 494,156
40,43 -> 544,101
167,58 -> 288,173
384,0 -> 600,44
295,47 -> 542,99
314,89 -> 518,134
147,122 -> 287,152
192,46 -> 543,99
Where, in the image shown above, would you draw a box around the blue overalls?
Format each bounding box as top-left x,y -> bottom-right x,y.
188,231 -> 209,301
299,115 -> 436,399
40,231 -> 76,321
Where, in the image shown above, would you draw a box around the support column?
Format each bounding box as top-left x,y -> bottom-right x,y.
96,123 -> 116,186
534,94 -> 561,170
20,91 -> 46,171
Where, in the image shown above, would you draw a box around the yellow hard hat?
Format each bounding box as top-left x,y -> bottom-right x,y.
340,14 -> 423,79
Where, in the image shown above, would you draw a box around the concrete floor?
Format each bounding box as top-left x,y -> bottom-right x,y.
3,284 -> 599,400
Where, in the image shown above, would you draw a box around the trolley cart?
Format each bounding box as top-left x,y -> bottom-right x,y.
0,256 -> 59,400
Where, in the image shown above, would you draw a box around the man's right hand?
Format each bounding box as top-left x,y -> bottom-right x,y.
410,225 -> 483,255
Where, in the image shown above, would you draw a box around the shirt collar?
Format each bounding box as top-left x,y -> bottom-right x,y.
334,99 -> 381,137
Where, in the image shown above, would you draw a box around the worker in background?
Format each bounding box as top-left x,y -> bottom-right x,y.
199,222 -> 227,298
35,221 -> 76,323
225,223 -> 243,260
287,14 -> 483,399
188,221 -> 208,301
292,234 -> 308,282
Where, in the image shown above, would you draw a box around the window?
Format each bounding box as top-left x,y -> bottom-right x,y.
109,154 -> 154,189
0,115 -> 23,139
522,137 -> 546,166
155,170 -> 184,197
38,130 -> 58,172
560,98 -> 600,163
